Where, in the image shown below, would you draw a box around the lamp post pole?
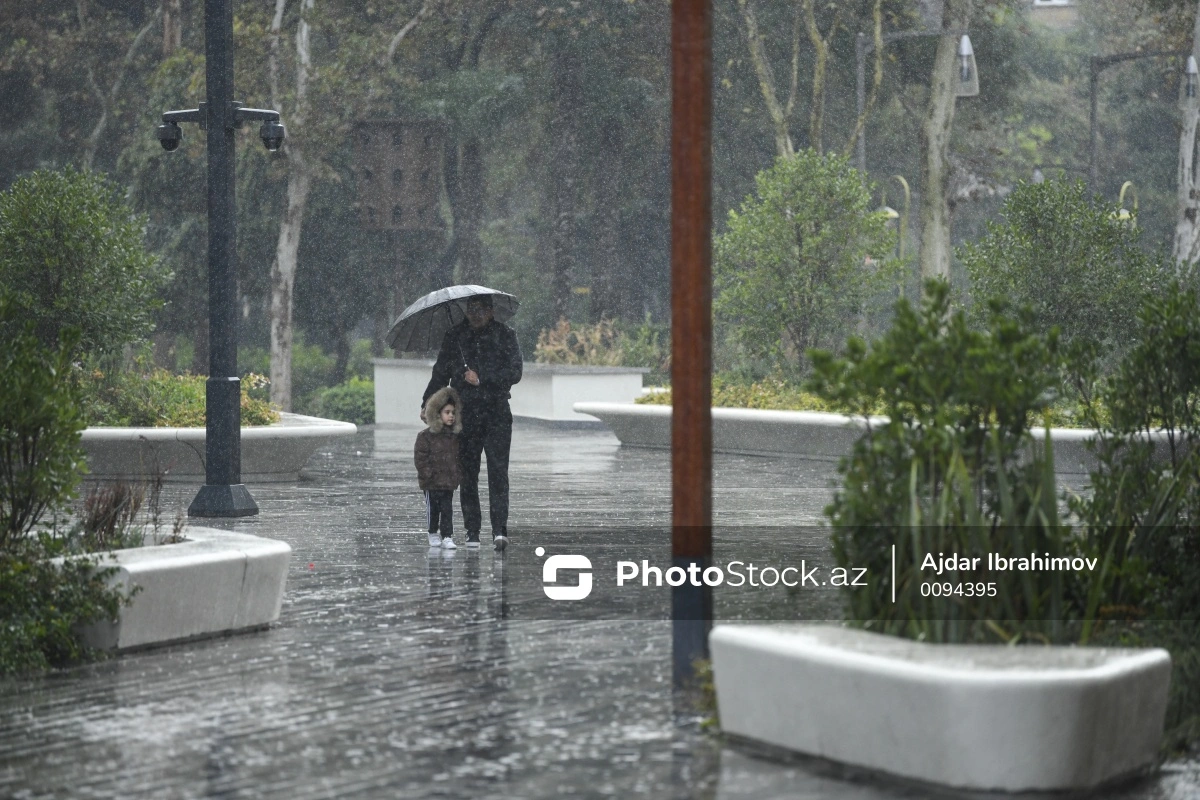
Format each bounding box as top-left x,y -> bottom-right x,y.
191,0 -> 254,517
671,0 -> 712,689
154,0 -> 284,517
1088,50 -> 1186,188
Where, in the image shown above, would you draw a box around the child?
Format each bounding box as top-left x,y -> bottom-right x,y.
415,386 -> 462,549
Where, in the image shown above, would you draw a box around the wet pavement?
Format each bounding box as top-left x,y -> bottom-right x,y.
0,422 -> 1196,799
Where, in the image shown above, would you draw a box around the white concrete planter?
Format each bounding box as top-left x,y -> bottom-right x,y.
710,624 -> 1172,793
575,402 -> 1109,475
80,412 -> 357,483
375,358 -> 647,425
67,527 -> 291,651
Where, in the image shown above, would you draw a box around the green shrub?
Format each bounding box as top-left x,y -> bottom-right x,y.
535,318 -> 624,366
960,180 -> 1166,360
0,536 -> 129,676
806,280 -> 1098,644
78,364 -> 278,427
1072,281 -> 1200,622
0,321 -> 87,550
714,149 -> 897,373
0,168 -> 170,358
346,338 -> 376,380
240,338 -> 335,407
309,377 -> 374,425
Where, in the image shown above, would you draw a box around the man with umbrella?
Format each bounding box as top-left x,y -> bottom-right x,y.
415,290 -> 522,551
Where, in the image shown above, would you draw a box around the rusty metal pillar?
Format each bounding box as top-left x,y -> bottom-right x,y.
670,0 -> 713,688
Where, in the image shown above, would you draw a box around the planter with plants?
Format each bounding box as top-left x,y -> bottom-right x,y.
708,282 -> 1194,792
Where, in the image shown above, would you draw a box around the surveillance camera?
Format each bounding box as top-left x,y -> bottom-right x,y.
260,120 -> 285,152
156,121 -> 182,152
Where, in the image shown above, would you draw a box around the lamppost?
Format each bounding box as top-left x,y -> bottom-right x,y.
156,0 -> 285,518
1088,49 -> 1187,188
855,30 -> 977,175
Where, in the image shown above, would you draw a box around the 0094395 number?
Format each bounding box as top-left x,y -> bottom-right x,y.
920,582 -> 997,597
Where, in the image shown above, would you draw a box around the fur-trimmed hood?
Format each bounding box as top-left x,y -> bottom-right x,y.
423,386 -> 462,433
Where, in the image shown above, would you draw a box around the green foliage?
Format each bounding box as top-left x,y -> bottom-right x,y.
636,374 -> 857,413
308,378 -> 375,426
78,365 -> 279,428
240,339 -> 335,409
960,180 -> 1166,358
0,168 -> 170,358
533,316 -> 669,383
346,338 -> 376,380
714,150 -> 897,373
535,318 -> 624,366
0,321 -> 87,550
0,534 -> 129,676
807,280 -> 1095,644
1071,281 -> 1200,622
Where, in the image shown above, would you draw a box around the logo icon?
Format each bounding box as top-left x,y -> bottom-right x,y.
536,546 -> 593,601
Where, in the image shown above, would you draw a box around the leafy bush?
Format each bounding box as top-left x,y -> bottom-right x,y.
960,180 -> 1166,359
535,316 -> 670,384
0,322 -> 87,550
0,168 -> 170,358
240,338 -> 336,409
806,281 -> 1099,644
714,149 -> 897,373
308,377 -> 375,426
78,365 -> 278,427
0,537 -> 129,676
637,374 -> 857,413
1071,280 -> 1200,622
535,318 -> 624,366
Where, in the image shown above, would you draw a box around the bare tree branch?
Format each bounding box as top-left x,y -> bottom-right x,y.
386,0 -> 441,63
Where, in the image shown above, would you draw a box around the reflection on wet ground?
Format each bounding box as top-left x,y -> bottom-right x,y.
0,423 -> 1194,798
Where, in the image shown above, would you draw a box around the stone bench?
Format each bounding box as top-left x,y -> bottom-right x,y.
574,401 -> 1166,476
80,412 -> 357,483
710,624 -> 1172,793
67,527 -> 291,651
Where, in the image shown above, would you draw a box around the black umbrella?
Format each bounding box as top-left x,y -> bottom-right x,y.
385,284 -> 520,352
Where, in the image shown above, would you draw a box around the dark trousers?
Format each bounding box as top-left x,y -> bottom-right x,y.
459,402 -> 512,536
424,489 -> 454,538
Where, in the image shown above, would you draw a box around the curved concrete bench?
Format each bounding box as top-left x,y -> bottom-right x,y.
80,412 -> 357,483
575,402 -> 1114,475
710,624 -> 1172,793
67,527 -> 291,651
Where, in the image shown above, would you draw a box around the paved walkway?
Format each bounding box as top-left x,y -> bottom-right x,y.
0,423 -> 1195,798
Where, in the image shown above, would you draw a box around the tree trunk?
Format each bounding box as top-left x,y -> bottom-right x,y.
549,45 -> 581,321
1174,0 -> 1200,268
163,0 -> 182,55
737,0 -> 798,159
458,136 -> 485,284
269,0 -> 314,411
592,127 -> 622,322
270,151 -> 312,411
918,0 -> 970,284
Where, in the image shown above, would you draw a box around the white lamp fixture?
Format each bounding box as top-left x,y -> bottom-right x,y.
956,34 -> 979,98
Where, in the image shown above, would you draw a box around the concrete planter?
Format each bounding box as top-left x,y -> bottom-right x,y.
574,402 -> 1111,475
66,527 -> 291,651
80,412 -> 357,483
710,624 -> 1172,793
375,358 -> 647,425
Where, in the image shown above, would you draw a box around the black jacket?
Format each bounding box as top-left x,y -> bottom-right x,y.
422,319 -> 523,410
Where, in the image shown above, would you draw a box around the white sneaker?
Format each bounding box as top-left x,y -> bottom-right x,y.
493,535 -> 509,552
441,537 -> 457,550
427,533 -> 441,547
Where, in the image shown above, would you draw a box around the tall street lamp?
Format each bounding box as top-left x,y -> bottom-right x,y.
156,0 -> 285,518
1088,49 -> 1186,188
855,30 -> 976,176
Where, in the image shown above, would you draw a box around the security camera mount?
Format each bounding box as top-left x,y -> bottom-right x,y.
158,102 -> 284,152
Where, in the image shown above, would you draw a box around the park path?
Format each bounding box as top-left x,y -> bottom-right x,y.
0,423 -> 1194,799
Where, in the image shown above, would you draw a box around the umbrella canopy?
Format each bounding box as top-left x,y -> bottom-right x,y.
385,285 -> 519,352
